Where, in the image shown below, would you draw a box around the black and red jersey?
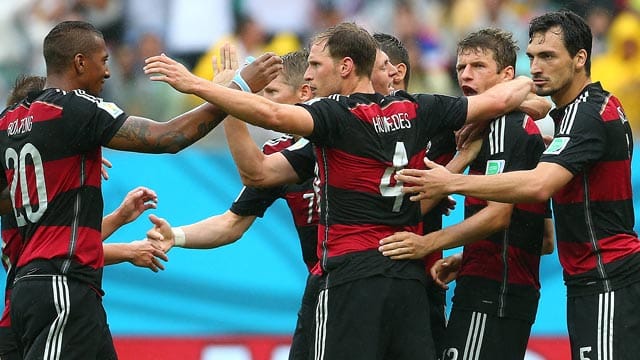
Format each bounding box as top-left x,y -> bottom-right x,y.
0,88 -> 127,292
540,82 -> 640,296
0,215 -> 21,328
455,112 -> 547,322
230,135 -> 319,271
298,90 -> 467,286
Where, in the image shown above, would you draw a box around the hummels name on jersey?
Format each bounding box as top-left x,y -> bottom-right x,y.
8,116 -> 33,136
372,112 -> 411,134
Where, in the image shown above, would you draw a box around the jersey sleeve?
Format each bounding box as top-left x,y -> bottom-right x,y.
281,139 -> 315,182
297,96 -> 346,146
539,102 -> 607,174
230,185 -> 283,217
413,93 -> 468,135
65,92 -> 127,151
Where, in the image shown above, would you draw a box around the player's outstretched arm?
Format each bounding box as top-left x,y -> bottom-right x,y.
466,76 -> 535,124
107,52 -> 281,154
102,186 -> 158,241
379,201 -> 512,259
144,54 -> 314,137
146,211 -> 257,252
103,240 -> 168,272
398,158 -> 572,204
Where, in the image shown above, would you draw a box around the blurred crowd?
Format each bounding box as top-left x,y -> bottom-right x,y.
1,0 -> 639,144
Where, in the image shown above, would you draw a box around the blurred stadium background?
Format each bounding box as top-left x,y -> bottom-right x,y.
2,0 -> 640,359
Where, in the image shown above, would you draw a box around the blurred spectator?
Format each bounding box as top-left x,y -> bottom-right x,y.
0,1 -> 32,106
104,32 -> 189,122
398,0 -> 456,94
239,0 -> 313,37
586,6 -> 614,57
591,11 -> 640,137
192,14 -> 300,83
164,0 -> 234,69
75,0 -> 125,44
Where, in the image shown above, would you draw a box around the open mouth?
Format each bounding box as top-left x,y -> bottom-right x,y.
461,85 -> 477,96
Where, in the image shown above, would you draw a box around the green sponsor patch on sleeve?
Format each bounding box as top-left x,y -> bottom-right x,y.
543,137 -> 570,155
485,159 -> 505,175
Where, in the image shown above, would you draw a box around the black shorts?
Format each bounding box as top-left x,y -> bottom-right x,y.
289,273 -> 322,360
567,281 -> 640,360
427,283 -> 447,359
441,308 -> 532,360
0,326 -> 21,360
10,275 -> 117,360
312,275 -> 435,360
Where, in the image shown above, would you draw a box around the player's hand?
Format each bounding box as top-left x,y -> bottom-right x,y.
146,214 -> 175,253
239,52 -> 283,93
518,92 -> 551,120
438,196 -> 457,216
396,158 -> 454,202
212,43 -> 239,86
378,231 -> 433,259
430,253 -> 462,290
144,54 -> 204,94
101,157 -> 112,180
455,123 -> 486,151
127,239 -> 168,272
113,187 -> 158,225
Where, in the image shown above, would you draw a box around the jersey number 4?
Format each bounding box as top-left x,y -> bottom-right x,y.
5,144 -> 48,226
379,142 -> 408,212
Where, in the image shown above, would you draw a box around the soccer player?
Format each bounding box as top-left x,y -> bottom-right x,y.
394,11 -> 640,359
146,48 -> 320,360
379,28 -> 550,360
144,22 -> 537,359
0,20 -> 281,359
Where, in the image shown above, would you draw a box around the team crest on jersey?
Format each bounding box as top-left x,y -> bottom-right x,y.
543,137 -> 570,155
485,160 -> 505,175
97,101 -> 124,118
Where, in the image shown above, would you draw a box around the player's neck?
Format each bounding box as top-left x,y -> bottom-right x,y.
342,76 -> 374,95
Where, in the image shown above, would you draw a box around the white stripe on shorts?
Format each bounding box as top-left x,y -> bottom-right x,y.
463,311 -> 487,360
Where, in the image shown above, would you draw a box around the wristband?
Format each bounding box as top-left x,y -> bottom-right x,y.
230,56 -> 257,93
171,227 -> 186,247
231,72 -> 252,92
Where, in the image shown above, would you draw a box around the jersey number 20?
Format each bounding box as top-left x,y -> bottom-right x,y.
5,143 -> 48,226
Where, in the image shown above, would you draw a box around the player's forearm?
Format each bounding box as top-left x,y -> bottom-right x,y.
223,116 -> 270,184
447,170 -> 545,203
179,211 -> 256,249
468,76 -> 533,124
432,204 -> 511,251
193,80 -> 285,131
101,213 -> 123,241
103,243 -> 133,265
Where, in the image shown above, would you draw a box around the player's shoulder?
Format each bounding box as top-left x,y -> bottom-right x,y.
64,90 -> 124,118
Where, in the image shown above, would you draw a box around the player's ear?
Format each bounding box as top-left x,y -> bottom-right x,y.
395,63 -> 407,81
299,83 -> 313,102
74,53 -> 86,74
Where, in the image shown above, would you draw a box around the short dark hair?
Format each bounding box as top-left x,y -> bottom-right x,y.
373,33 -> 411,88
281,50 -> 309,90
310,22 -> 376,78
43,21 -> 104,75
457,28 -> 518,74
6,75 -> 46,106
529,10 -> 592,75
